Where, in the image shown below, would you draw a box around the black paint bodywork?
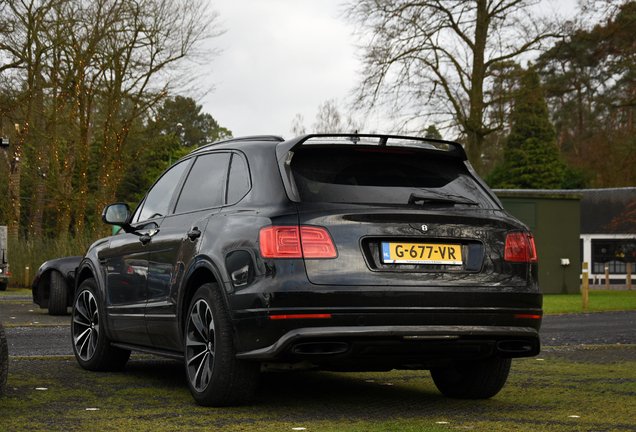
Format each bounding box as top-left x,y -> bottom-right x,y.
41,134 -> 542,371
32,256 -> 82,309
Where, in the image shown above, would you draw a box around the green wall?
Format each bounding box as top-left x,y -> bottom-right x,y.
496,191 -> 582,294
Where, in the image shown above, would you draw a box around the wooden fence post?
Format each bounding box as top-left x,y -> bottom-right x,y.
605,264 -> 610,290
628,264 -> 632,291
582,262 -> 589,309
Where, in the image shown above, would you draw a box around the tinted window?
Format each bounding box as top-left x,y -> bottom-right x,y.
290,147 -> 495,208
226,153 -> 250,204
135,160 -> 189,222
175,152 -> 230,213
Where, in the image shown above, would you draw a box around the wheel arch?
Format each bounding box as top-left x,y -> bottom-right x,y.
75,262 -> 99,296
33,269 -> 54,308
73,261 -> 121,342
179,257 -> 228,340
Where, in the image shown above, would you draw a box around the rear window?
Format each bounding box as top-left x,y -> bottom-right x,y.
290,146 -> 495,208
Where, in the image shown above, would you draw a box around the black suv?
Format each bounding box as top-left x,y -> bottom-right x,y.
68,134 -> 541,406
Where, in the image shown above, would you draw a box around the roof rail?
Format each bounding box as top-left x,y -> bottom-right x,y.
276,133 -> 467,162
193,135 -> 284,153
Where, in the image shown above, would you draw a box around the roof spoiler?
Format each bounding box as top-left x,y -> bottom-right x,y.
276,133 -> 467,162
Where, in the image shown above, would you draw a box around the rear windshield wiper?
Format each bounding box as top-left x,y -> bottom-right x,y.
408,193 -> 478,206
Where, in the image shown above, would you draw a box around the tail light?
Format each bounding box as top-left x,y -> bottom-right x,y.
514,314 -> 542,319
505,233 -> 537,263
259,226 -> 337,258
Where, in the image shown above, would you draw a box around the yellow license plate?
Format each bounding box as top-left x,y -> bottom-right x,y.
381,242 -> 462,265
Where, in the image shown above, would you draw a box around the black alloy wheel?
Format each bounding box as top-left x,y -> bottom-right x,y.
184,283 -> 259,407
186,297 -> 216,393
71,278 -> 130,371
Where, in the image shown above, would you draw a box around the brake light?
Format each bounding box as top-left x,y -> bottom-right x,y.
355,148 -> 414,154
259,226 -> 337,258
514,314 -> 542,320
299,227 -> 337,258
505,233 -> 538,262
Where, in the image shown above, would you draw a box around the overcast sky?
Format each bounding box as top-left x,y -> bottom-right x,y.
199,0 -> 578,140
200,0 -> 358,139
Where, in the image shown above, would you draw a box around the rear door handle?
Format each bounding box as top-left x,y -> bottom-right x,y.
187,228 -> 201,241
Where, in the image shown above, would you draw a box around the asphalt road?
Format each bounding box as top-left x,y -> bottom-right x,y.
2,298 -> 636,357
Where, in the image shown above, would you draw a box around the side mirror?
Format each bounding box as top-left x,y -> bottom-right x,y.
101,203 -> 133,232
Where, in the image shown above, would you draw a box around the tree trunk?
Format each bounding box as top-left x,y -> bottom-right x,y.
8,154 -> 21,240
464,0 -> 489,175
28,68 -> 49,238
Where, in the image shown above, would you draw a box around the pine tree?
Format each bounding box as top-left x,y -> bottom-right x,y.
424,125 -> 442,140
487,68 -> 565,189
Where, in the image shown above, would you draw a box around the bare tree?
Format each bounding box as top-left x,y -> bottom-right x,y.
345,0 -> 556,174
0,0 -> 222,238
290,113 -> 306,136
90,0 -> 222,235
312,99 -> 361,134
0,0 -> 63,239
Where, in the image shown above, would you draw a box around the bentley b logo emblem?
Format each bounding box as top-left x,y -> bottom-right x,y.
421,225 -> 428,232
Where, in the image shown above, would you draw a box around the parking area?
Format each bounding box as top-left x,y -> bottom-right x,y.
2,294 -> 636,431
2,347 -> 636,431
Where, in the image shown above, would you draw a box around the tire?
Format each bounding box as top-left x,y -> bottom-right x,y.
71,278 -> 130,371
0,280 -> 7,291
48,271 -> 68,316
430,356 -> 512,399
0,323 -> 8,396
184,283 -> 260,407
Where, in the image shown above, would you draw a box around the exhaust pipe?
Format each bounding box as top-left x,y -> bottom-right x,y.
293,342 -> 349,356
496,340 -> 534,354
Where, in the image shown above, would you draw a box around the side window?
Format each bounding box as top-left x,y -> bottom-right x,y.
226,153 -> 251,205
135,160 -> 190,222
175,152 -> 230,213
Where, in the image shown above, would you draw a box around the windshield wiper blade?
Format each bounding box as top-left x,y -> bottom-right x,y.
408,193 -> 478,206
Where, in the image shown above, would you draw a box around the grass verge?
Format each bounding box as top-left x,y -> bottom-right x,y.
5,236 -> 93,289
0,287 -> 31,297
543,289 -> 636,314
2,347 -> 635,431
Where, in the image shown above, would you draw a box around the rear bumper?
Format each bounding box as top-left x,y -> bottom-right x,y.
227,280 -> 542,368
236,324 -> 540,369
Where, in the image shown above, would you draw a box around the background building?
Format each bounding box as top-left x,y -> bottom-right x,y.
577,188 -> 636,285
494,190 -> 582,294
495,188 -> 636,294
